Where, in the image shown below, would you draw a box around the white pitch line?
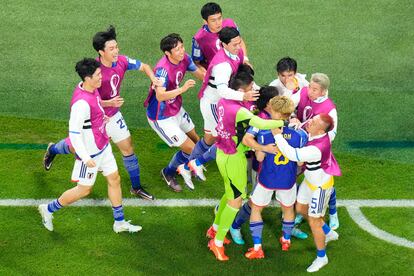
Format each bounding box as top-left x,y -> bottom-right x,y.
1,198 -> 413,249
346,206 -> 414,249
0,198 -> 414,207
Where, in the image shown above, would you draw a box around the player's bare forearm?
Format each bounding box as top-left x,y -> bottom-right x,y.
155,79 -> 195,102
192,67 -> 206,81
140,63 -> 162,86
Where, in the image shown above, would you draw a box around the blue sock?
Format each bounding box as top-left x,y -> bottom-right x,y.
250,221 -> 264,245
50,139 -> 70,155
165,151 -> 190,176
329,187 -> 337,215
112,205 -> 125,222
317,248 -> 326,258
189,138 -> 210,160
198,145 -> 217,165
122,154 -> 141,189
47,199 -> 63,213
322,223 -> 331,235
282,220 -> 295,240
232,202 -> 251,229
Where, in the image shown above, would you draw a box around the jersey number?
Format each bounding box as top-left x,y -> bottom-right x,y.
274,152 -> 289,165
117,118 -> 126,129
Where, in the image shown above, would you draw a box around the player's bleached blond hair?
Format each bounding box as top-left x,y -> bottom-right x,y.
311,73 -> 330,91
269,96 -> 295,118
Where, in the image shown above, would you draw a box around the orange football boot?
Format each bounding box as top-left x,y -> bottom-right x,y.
279,237 -> 291,251
245,247 -> 265,259
206,226 -> 231,245
208,239 -> 229,261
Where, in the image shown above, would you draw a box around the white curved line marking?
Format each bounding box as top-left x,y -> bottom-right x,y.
346,206 -> 414,249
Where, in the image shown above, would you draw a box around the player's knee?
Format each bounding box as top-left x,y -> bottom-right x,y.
308,216 -> 322,228
77,185 -> 93,197
106,172 -> 121,187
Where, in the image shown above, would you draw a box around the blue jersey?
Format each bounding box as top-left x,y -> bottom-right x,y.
256,127 -> 307,189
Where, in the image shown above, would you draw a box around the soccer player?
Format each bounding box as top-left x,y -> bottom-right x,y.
272,113 -> 341,272
43,26 -> 161,200
192,2 -> 249,71
269,57 -> 309,97
144,33 -> 205,192
290,73 -> 340,230
38,58 -> 141,233
206,70 -> 284,261
183,27 -> 258,182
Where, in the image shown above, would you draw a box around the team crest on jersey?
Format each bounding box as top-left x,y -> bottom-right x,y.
87,172 -> 95,179
171,135 -> 179,143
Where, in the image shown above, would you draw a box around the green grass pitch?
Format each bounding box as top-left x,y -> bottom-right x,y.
0,0 -> 413,275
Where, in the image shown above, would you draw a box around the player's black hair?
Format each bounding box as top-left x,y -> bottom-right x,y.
219,27 -> 240,44
201,2 -> 222,20
276,57 -> 297,73
92,25 -> 117,52
229,71 -> 254,91
256,86 -> 280,111
160,33 -> 183,53
238,63 -> 255,77
75,58 -> 101,81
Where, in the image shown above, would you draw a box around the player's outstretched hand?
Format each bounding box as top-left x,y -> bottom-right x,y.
243,90 -> 260,101
262,143 -> 278,154
182,79 -> 196,92
108,96 -> 124,107
85,159 -> 96,168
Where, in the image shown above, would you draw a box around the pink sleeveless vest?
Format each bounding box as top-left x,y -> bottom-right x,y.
68,84 -> 109,150
216,99 -> 251,154
97,55 -> 129,117
144,55 -> 191,118
306,134 -> 341,176
297,87 -> 336,122
198,48 -> 244,99
193,18 -> 237,67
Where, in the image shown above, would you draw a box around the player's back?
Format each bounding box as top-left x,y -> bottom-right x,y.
258,127 -> 307,189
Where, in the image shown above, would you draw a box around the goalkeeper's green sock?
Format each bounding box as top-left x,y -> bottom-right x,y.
213,194 -> 228,230
215,203 -> 239,246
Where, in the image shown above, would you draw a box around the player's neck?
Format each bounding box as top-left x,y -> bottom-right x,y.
167,55 -> 180,65
99,56 -> 113,68
81,82 -> 95,93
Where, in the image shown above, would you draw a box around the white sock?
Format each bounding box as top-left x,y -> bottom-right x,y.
214,238 -> 223,247
213,224 -> 219,231
254,243 -> 261,251
114,220 -> 125,226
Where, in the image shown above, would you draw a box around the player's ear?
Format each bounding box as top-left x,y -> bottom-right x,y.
98,49 -> 105,57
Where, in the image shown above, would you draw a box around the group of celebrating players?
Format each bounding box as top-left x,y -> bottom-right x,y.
39,2 -> 341,273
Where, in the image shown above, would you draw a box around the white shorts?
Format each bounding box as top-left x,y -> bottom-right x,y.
250,183 -> 297,207
71,143 -> 118,186
297,181 -> 333,218
106,111 -> 131,143
200,96 -> 218,137
147,107 -> 195,147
